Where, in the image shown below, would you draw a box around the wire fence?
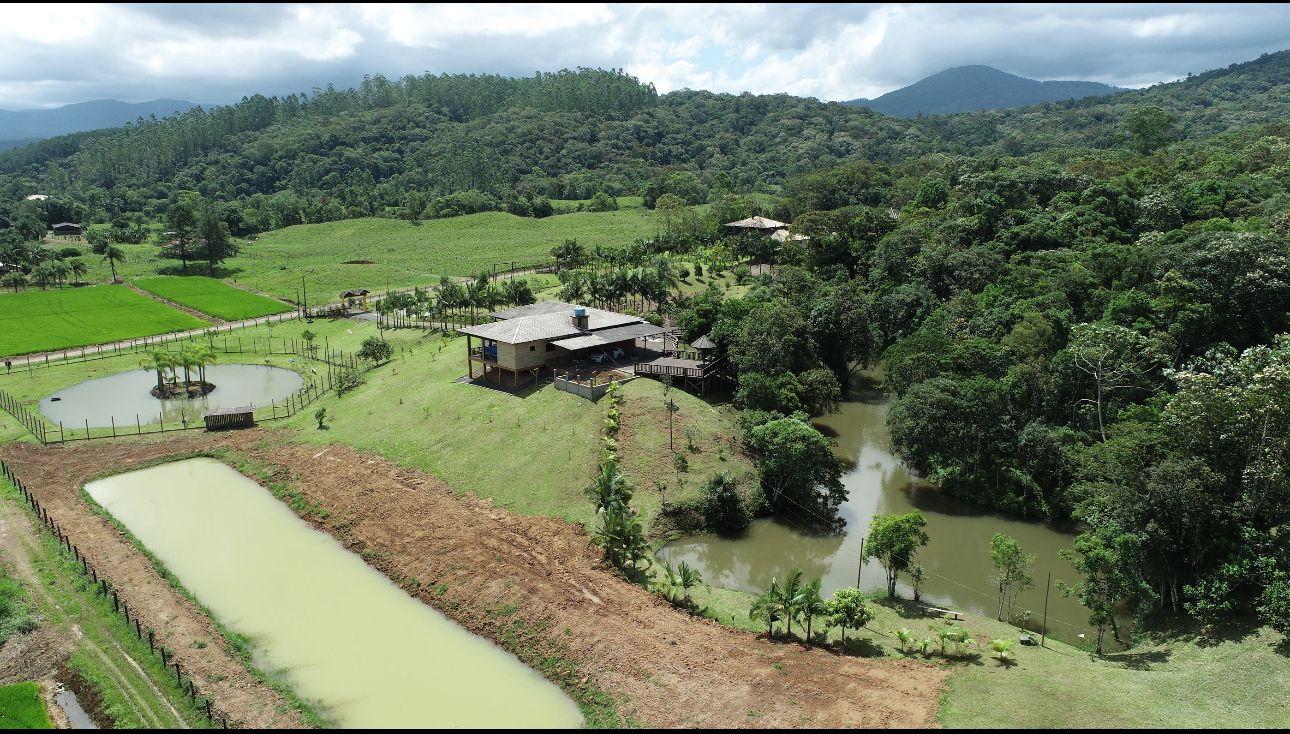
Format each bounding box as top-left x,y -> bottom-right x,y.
3,305 -> 348,374
0,340 -> 366,445
1,458 -> 237,728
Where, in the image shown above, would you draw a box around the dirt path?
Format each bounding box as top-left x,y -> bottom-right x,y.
0,440 -> 306,729
1,433 -> 946,728
124,282 -> 227,324
0,487 -> 185,728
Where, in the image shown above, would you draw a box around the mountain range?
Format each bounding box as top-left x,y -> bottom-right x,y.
0,98 -> 196,150
844,65 -> 1121,118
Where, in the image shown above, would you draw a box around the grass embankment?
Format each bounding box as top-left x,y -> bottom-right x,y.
0,286 -> 207,358
0,682 -> 52,728
78,210 -> 661,300
688,582 -> 1289,728
133,276 -> 293,321
615,379 -> 757,531
270,332 -> 753,531
0,480 -> 212,728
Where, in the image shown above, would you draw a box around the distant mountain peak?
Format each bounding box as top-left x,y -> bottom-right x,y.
844,65 -> 1120,118
0,98 -> 196,145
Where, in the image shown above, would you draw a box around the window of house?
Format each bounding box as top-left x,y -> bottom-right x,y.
530,345 -> 536,352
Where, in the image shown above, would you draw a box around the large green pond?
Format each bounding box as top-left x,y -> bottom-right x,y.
659,383 -> 1098,645
86,458 -> 582,728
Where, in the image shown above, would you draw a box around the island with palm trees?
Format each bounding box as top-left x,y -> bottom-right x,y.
141,343 -> 219,399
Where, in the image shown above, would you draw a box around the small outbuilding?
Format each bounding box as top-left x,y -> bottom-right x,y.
51,222 -> 82,238
203,406 -> 255,431
339,289 -> 371,309
724,216 -> 787,236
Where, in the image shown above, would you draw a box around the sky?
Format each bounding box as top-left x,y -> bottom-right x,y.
0,3 -> 1288,109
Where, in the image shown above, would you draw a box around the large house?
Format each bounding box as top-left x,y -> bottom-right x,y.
458,301 -> 664,386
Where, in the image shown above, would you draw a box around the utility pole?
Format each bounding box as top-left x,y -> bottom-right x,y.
1041,572 -> 1052,648
856,538 -> 865,588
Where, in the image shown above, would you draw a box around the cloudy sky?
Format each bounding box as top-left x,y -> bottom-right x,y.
1,3 -> 1288,109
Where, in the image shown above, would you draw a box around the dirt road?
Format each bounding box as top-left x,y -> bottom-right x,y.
0,433 -> 946,728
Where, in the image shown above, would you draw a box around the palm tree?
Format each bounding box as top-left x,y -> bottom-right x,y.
68,258 -> 88,284
178,344 -> 200,386
780,570 -> 806,639
893,627 -> 915,654
141,350 -> 171,393
51,260 -> 72,287
32,262 -> 57,290
2,271 -> 27,292
195,344 -> 218,383
798,578 -> 827,646
676,561 -> 705,608
101,245 -> 126,283
750,578 -> 786,638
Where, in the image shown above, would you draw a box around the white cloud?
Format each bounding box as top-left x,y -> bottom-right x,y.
0,3 -> 1285,108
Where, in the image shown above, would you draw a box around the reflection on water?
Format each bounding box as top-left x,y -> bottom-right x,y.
659,379 -> 1098,645
41,364 -> 306,428
54,687 -> 97,729
86,459 -> 582,728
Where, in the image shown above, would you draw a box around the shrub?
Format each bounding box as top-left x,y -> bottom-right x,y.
701,471 -> 749,535
358,336 -> 393,364
335,367 -> 366,396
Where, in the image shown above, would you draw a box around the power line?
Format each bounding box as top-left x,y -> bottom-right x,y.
755,488 -> 1096,634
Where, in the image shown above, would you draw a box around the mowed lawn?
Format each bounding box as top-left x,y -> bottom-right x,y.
223,210 -> 660,299
0,287 -> 207,357
133,276 -> 293,321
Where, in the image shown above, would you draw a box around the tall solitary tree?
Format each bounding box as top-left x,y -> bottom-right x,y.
99,245 -> 126,283
989,533 -> 1035,622
864,511 -> 930,598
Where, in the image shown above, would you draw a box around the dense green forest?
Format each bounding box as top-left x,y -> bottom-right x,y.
0,51 -> 1286,642
0,52 -> 1287,237
662,117 -> 1288,641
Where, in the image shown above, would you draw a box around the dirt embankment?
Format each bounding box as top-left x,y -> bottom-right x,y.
1,433 -> 946,728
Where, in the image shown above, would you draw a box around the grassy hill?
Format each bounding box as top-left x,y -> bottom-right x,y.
231,210 -> 659,299
74,209 -> 660,301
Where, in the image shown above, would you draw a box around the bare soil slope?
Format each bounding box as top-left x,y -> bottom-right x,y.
1,432 -> 946,728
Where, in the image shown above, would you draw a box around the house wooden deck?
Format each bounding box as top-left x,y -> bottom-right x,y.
634,355 -> 723,392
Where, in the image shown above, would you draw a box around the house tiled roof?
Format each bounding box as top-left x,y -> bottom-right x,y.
550,322 -> 665,350
459,313 -> 583,343
724,216 -> 786,230
463,300 -> 645,344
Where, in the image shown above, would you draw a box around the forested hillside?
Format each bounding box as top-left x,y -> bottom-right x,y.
666,117 -> 1289,641
0,52 -> 1286,236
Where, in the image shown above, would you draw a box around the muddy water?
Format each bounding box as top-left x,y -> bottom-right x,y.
659,382 -> 1097,645
85,458 -> 582,729
54,687 -> 97,729
40,364 -> 305,428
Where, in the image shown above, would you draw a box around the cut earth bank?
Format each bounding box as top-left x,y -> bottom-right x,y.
0,431 -> 946,729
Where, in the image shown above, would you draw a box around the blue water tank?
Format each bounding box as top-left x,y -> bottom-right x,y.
573,307 -> 587,317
